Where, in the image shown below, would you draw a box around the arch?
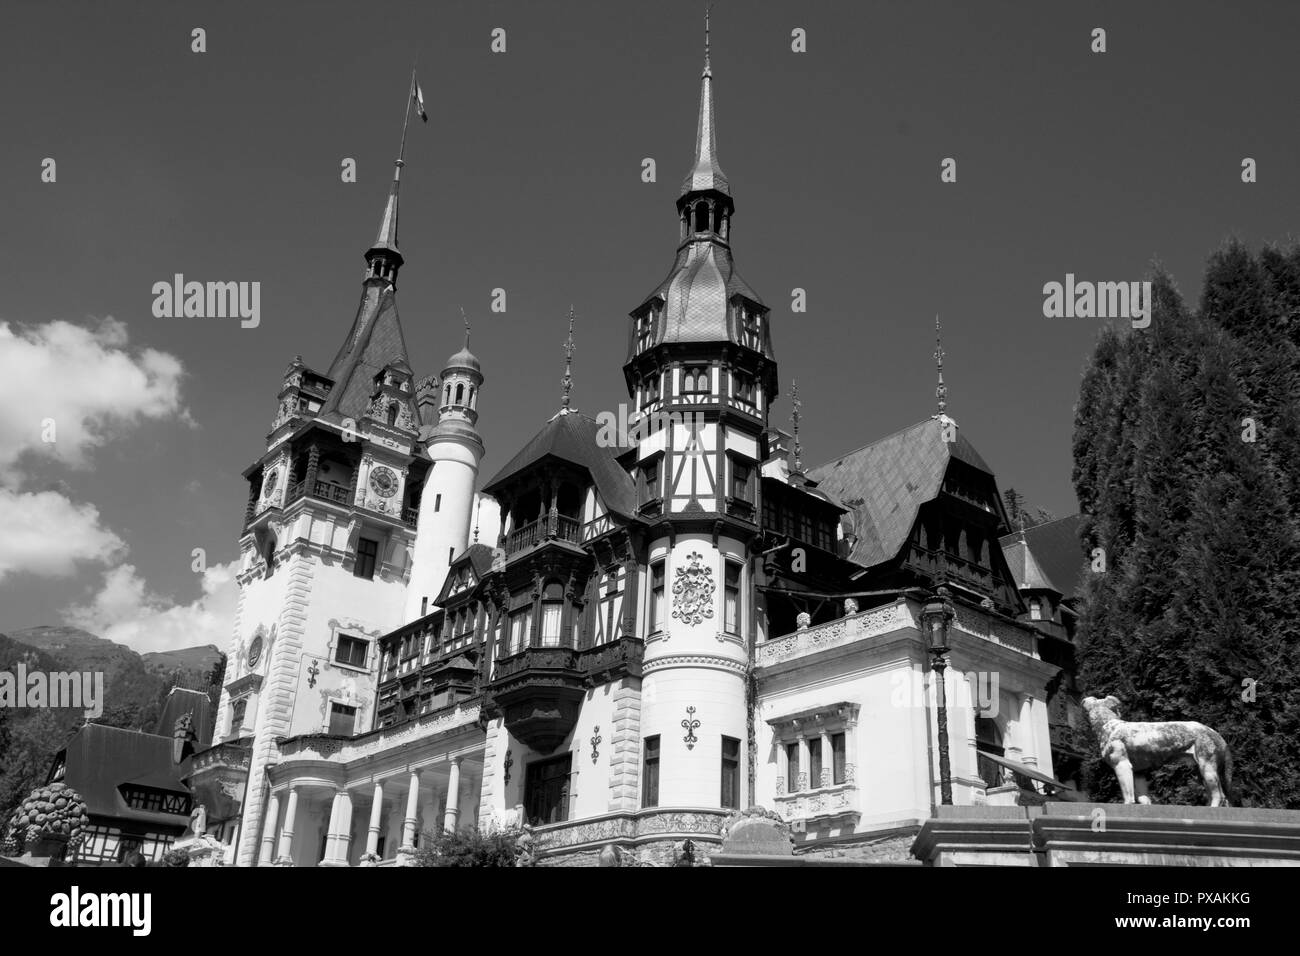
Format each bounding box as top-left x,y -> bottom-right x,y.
386,404 -> 398,426
454,382 -> 465,405
694,200 -> 710,232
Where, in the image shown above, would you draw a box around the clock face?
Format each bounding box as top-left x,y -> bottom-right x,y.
369,466 -> 398,498
263,469 -> 279,498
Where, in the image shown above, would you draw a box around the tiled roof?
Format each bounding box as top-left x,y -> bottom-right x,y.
58,724 -> 190,827
482,412 -> 636,519
634,241 -> 767,357
681,57 -> 729,197
1000,537 -> 1059,592
153,688 -> 213,748
807,417 -> 996,569
999,515 -> 1086,601
319,284 -> 414,425
454,542 -> 497,578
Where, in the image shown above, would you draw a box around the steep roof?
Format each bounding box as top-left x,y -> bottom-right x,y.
57,724 -> 190,829
807,417 -> 997,569
1000,537 -> 1059,592
319,285 -> 412,424
635,240 -> 768,356
153,687 -> 213,748
999,514 -> 1086,601
482,412 -> 636,519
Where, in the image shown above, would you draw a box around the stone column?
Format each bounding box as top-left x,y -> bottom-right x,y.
401,770 -> 421,849
258,791 -> 281,866
276,787 -> 299,863
797,736 -> 810,791
365,781 -> 385,857
333,790 -> 354,865
322,790 -> 344,864
819,731 -> 833,788
444,759 -> 462,833
1019,694 -> 1037,766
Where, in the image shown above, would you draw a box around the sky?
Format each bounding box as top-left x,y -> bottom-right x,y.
1,0 -> 1298,651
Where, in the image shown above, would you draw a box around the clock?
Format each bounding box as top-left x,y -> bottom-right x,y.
369,466 -> 398,498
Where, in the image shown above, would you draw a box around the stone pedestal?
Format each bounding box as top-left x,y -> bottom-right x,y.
173,834 -> 226,867
912,802 -> 1300,866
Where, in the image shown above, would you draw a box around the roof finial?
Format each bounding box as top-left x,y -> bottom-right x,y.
473,497 -> 482,544
560,306 -> 576,413
934,314 -> 948,417
791,380 -> 803,473
460,306 -> 471,349
704,4 -> 712,75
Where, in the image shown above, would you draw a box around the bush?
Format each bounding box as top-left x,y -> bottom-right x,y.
411,827 -> 521,867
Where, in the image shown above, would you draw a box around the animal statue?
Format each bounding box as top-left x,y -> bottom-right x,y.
1082,695 -> 1234,807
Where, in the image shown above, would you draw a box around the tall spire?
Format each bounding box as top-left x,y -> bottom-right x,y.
934,315 -> 948,417
365,70 -> 418,281
681,5 -> 729,197
460,306 -> 471,349
560,306 -> 576,414
790,380 -> 803,473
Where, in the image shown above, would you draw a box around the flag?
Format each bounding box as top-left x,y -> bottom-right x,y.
413,75 -> 428,123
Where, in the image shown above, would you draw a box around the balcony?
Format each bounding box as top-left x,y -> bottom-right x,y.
504,514 -> 581,555
279,478 -> 419,528
725,496 -> 756,521
774,780 -> 860,831
578,636 -> 644,685
487,646 -> 585,754
756,602 -> 914,669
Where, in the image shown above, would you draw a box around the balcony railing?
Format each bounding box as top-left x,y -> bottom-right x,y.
504,514 -> 581,554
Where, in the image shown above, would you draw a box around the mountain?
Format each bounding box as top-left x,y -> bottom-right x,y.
6,626 -> 140,686
142,645 -> 223,688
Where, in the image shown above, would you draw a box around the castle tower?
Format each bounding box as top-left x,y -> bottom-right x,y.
622,16 -> 776,809
218,134 -> 432,866
402,328 -> 486,622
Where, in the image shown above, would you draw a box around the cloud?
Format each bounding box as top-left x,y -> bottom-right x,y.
0,317 -> 189,483
62,561 -> 238,655
0,487 -> 126,581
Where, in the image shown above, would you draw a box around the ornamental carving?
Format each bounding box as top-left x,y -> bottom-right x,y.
682,706 -> 701,750
671,552 -> 715,627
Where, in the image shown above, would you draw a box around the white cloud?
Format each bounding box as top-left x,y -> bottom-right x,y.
0,317 -> 189,483
0,487 -> 126,581
62,561 -> 238,655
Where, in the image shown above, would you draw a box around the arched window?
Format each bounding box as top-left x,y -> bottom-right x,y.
386,404 -> 398,426
468,386 -> 476,408
694,201 -> 710,233
444,384 -> 452,405
455,383 -> 464,405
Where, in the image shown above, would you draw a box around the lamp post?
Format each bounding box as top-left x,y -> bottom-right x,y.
923,586 -> 955,806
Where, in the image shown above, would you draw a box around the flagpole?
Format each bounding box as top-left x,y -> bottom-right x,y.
396,66 -> 415,179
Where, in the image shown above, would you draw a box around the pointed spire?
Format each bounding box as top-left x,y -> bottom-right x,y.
460,306 -> 471,349
560,306 -> 576,413
365,70 -> 418,278
934,315 -> 948,417
790,380 -> 803,473
681,5 -> 729,197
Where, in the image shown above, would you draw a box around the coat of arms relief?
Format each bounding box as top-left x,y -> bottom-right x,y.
671,551 -> 715,627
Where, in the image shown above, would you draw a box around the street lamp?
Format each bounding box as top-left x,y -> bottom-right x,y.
922,586 -> 955,806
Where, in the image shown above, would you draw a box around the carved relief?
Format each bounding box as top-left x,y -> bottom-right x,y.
671,551 -> 715,627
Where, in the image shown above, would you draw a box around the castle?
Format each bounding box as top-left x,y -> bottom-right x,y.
189,28 -> 1084,867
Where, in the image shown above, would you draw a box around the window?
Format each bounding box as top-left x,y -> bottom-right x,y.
524,754 -> 572,826
328,702 -> 357,736
649,561 -> 666,632
642,372 -> 660,405
386,404 -> 398,426
683,366 -> 709,394
832,733 -> 846,785
509,608 -> 531,655
1029,598 -> 1043,621
435,493 -> 442,512
642,736 -> 660,807
731,460 -> 751,501
721,736 -> 740,809
786,742 -> 800,791
540,600 -> 563,647
724,561 -> 741,634
354,537 -> 379,580
336,634 -> 367,668
229,699 -> 247,737
808,738 -> 823,789
600,570 -> 622,643
643,459 -> 660,501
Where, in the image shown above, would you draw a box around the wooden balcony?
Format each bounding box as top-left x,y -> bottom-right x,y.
487,646 -> 585,754
504,514 -> 581,555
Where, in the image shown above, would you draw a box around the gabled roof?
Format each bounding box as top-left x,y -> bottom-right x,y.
807,417 -> 998,569
57,724 -> 190,827
482,412 -> 637,519
154,687 -> 213,748
1000,537 -> 1059,593
319,284 -> 414,425
999,514 -> 1086,601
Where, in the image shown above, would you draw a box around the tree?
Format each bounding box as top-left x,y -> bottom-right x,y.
411,827 -> 521,867
1072,253 -> 1300,808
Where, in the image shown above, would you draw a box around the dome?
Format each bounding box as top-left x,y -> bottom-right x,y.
443,346 -> 481,375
